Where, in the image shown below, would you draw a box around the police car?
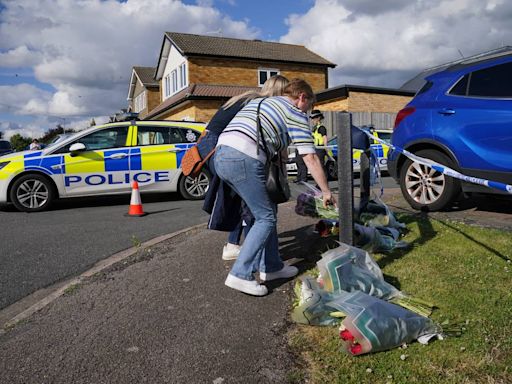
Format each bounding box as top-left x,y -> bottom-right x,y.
0,120 -> 209,212
286,129 -> 392,180
325,129 -> 392,179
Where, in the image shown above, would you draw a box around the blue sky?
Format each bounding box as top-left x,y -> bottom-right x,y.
1,0 -> 511,139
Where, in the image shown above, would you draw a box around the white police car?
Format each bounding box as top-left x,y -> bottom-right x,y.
0,120 -> 209,212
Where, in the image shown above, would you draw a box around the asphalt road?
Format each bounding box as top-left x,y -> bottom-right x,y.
0,176 -> 399,311
0,192 -> 210,310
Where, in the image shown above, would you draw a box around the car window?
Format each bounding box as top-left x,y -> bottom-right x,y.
54,126 -> 129,153
180,128 -> 201,143
0,140 -> 11,150
449,74 -> 469,96
467,62 -> 512,98
416,81 -> 433,95
136,125 -> 184,145
378,132 -> 392,143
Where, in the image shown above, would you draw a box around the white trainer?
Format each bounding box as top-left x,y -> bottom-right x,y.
225,274 -> 268,296
260,265 -> 298,282
222,243 -> 241,261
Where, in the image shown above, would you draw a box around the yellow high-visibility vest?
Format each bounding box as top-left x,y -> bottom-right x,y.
313,125 -> 325,146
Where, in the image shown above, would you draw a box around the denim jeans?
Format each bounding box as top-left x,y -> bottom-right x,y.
214,145 -> 283,280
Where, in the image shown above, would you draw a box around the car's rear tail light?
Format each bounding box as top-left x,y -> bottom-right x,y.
394,107 -> 416,130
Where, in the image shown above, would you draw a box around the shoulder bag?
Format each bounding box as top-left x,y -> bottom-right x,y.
256,98 -> 291,204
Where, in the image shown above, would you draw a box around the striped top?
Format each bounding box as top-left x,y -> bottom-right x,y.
216,96 -> 315,162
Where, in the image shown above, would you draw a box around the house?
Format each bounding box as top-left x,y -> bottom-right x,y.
143,32 -> 336,122
314,84 -> 415,133
127,66 -> 160,119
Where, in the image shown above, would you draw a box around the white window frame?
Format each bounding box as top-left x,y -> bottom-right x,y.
258,68 -> 280,86
179,62 -> 187,89
171,69 -> 178,93
134,91 -> 146,113
164,75 -> 171,98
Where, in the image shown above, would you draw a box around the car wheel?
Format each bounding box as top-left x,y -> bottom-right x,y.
326,160 -> 338,180
179,169 -> 210,200
10,173 -> 55,212
399,149 -> 461,211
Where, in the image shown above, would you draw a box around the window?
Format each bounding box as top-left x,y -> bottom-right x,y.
179,62 -> 187,89
449,75 -> 469,96
171,69 -> 178,93
136,125 -> 184,146
258,68 -> 280,86
467,62 -> 512,98
55,126 -> 129,153
180,128 -> 200,143
134,91 -> 146,113
164,75 -> 171,98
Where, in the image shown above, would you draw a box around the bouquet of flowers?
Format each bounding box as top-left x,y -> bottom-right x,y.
292,277 -> 344,326
354,223 -> 409,253
359,198 -> 405,230
317,243 -> 400,300
330,291 -> 440,355
295,183 -> 338,219
315,219 -> 339,238
317,243 -> 433,317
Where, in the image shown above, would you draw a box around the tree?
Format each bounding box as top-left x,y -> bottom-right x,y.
39,125 -> 65,144
10,134 -> 31,152
90,118 -> 96,127
0,131 -> 3,139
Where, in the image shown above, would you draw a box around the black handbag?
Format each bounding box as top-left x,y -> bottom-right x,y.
256,98 -> 291,204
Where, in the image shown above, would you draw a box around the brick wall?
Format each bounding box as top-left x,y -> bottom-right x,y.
159,100 -> 223,122
188,58 -> 327,92
346,92 -> 411,112
315,93 -> 411,113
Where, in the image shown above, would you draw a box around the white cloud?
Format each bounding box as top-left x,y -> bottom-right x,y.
281,0 -> 512,88
0,84 -> 52,115
0,0 -> 257,137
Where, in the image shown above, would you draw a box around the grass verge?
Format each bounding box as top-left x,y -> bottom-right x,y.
288,213 -> 512,384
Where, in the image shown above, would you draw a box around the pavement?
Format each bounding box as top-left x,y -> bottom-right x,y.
0,187 -> 510,384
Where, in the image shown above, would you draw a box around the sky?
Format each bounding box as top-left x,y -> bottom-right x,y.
0,0 -> 511,139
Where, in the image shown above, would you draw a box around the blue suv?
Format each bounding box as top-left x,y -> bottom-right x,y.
388,52 -> 512,211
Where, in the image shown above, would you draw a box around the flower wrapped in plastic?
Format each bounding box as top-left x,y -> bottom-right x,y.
317,243 -> 400,300
317,243 -> 433,316
329,291 -> 440,355
354,223 -> 409,253
359,198 -> 405,230
292,276 -> 344,326
315,219 -> 339,238
294,183 -> 338,220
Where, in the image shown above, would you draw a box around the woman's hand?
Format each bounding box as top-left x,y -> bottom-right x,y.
322,190 -> 337,208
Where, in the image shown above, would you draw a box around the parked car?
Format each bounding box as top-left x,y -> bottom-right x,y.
0,140 -> 13,156
0,120 -> 209,212
287,128 -> 392,180
388,52 -> 512,211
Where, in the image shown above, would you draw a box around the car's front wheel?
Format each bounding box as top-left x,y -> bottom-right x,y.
399,149 -> 461,211
10,173 -> 56,212
179,169 -> 210,200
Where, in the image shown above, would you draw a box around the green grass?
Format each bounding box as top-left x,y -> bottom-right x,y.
289,213 -> 512,384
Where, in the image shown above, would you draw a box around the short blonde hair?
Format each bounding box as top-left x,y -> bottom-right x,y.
222,75 -> 290,109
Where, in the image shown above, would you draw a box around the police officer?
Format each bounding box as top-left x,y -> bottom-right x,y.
310,110 -> 328,176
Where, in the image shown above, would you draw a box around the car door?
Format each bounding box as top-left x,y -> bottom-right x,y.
432,60 -> 512,174
52,125 -> 132,196
130,124 -> 190,192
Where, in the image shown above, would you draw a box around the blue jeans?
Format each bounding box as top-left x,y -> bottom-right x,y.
214,145 -> 283,280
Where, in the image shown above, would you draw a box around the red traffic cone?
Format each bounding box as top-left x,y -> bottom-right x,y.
125,181 -> 147,217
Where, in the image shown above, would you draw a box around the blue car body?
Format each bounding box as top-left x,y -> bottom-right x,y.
388,52 -> 512,210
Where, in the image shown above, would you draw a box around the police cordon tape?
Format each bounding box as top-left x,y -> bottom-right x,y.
317,128 -> 512,195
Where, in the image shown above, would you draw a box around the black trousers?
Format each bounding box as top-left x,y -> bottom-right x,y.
295,149 -> 308,182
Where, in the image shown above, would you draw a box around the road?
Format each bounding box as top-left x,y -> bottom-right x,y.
0,176 -> 399,311
0,193 -> 210,310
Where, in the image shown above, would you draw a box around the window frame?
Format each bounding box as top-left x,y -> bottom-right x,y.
257,68 -> 280,86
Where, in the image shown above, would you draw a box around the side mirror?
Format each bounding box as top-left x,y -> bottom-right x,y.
69,142 -> 86,156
